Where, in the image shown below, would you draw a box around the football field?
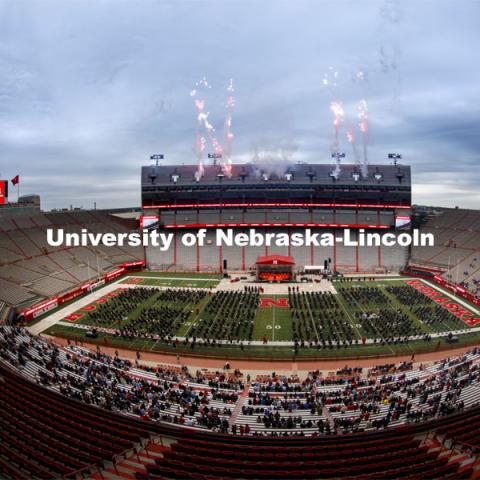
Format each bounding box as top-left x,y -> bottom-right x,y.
41,272 -> 480,358
253,298 -> 292,342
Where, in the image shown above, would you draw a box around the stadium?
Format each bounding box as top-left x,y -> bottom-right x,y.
1,1 -> 480,478
1,157 -> 480,479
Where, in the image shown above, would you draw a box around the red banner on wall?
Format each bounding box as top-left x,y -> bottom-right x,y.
23,261 -> 145,322
24,297 -> 59,319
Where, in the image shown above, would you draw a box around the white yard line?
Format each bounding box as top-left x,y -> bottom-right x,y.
272,306 -> 276,342
28,275 -> 480,348
337,297 -> 363,340
55,319 -> 477,347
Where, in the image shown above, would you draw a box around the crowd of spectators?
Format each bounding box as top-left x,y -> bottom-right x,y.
240,350 -> 480,435
0,327 -> 240,433
1,326 -> 480,438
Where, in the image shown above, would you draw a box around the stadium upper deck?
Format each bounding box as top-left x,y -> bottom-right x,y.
142,163 -> 411,208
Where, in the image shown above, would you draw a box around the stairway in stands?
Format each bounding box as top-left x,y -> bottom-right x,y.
91,439 -> 171,480
418,432 -> 478,478
228,384 -> 250,428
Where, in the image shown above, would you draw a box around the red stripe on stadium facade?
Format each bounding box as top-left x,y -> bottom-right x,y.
143,202 -> 411,210
163,223 -> 391,229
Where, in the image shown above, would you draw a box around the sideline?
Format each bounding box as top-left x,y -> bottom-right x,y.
46,334 -> 479,376
418,278 -> 480,316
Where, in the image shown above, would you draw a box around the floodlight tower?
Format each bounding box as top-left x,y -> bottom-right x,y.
388,153 -> 402,166
150,154 -> 164,166
331,152 -> 346,161
208,153 -> 222,166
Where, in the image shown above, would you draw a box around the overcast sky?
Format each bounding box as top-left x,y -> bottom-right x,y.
0,0 -> 479,210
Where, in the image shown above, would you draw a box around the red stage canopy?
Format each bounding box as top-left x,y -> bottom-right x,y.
255,255 -> 295,266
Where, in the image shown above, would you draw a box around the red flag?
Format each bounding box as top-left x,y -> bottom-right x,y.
11,175 -> 19,186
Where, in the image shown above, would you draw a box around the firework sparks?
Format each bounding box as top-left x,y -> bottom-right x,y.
222,78 -> 235,177
346,123 -> 361,169
330,100 -> 345,150
191,77 -> 223,179
357,99 -> 369,177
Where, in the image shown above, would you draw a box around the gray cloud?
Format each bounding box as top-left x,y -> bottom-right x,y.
0,0 -> 479,210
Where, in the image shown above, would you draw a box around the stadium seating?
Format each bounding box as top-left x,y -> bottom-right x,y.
0,278 -> 37,305
152,225 -> 408,273
0,209 -> 143,307
1,326 -> 479,437
140,434 -> 460,479
0,362 -> 155,479
410,208 -> 480,297
1,326 -> 479,478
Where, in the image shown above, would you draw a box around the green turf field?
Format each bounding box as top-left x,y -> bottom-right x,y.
41,273 -> 480,359
253,299 -> 292,342
121,276 -> 220,288
126,271 -> 222,278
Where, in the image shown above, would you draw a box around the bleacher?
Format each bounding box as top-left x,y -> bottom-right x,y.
2,355 -> 475,479
410,208 -> 480,297
141,431 -> 462,479
0,362 -> 154,479
0,327 -> 240,430
1,326 -> 480,479
152,226 -> 408,273
0,210 -> 143,307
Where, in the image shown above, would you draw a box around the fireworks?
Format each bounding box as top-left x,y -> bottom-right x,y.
357,99 -> 369,177
358,99 -> 369,133
222,79 -> 235,177
346,123 -> 361,167
191,77 -> 235,178
329,100 -> 344,148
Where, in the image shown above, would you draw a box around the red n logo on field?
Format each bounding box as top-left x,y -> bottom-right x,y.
64,312 -> 84,322
259,298 -> 289,308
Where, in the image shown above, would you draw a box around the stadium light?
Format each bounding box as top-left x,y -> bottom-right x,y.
150,154 -> 164,166
388,153 -> 402,165
208,153 -> 222,166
